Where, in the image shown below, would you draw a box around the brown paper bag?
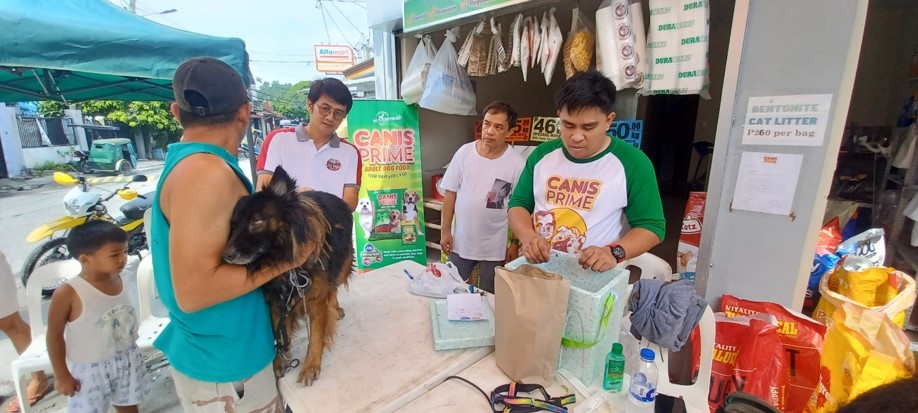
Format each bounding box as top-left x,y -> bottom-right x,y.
494,264 -> 570,386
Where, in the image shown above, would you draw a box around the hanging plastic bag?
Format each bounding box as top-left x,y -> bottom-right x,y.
596,0 -> 647,90
806,304 -> 915,413
420,27 -> 477,116
563,8 -> 595,79
461,20 -> 489,77
510,14 -> 523,68
542,8 -> 563,85
401,36 -> 437,105
486,17 -> 510,75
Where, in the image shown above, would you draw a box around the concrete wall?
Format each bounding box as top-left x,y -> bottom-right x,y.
696,0 -> 868,309
0,106 -> 26,177
22,146 -> 71,169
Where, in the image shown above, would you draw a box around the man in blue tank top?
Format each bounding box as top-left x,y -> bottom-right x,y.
151,57 -> 311,412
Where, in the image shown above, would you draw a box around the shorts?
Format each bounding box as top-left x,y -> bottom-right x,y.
0,250 -> 21,318
447,252 -> 501,293
171,362 -> 283,413
67,346 -> 149,413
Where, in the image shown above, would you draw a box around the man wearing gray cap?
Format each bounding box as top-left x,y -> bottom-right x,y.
150,57 -> 309,412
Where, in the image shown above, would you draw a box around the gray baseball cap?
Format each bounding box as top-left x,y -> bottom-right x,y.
172,57 -> 249,116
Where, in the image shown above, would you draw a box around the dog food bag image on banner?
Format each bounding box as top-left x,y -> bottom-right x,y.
367,189 -> 405,241
677,192 -> 705,282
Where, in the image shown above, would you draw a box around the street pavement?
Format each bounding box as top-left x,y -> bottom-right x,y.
0,157 -> 259,413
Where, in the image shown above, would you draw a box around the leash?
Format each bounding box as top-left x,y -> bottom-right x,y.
442,376 -> 575,413
275,268 -> 312,376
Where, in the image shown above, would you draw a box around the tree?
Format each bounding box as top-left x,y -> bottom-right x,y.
254,79 -> 313,121
37,101 -> 65,117
78,100 -> 181,156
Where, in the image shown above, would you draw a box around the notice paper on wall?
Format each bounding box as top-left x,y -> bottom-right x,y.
732,152 -> 804,216
742,94 -> 833,146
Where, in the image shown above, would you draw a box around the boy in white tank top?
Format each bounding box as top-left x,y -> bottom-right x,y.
46,221 -> 149,413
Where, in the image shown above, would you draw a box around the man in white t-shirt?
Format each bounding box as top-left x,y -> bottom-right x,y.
256,78 -> 361,211
440,102 -> 526,292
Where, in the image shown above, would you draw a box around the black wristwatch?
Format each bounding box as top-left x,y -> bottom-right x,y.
608,244 -> 626,263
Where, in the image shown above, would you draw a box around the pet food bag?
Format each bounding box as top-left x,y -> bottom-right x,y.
812,257 -> 916,327
401,36 -> 437,105
421,27 -> 477,116
721,296 -> 826,413
804,218 -> 843,314
640,0 -> 711,98
709,313 -> 788,413
677,192 -> 706,282
562,8 -> 595,79
367,189 -> 405,241
504,251 -> 628,386
835,228 -> 886,267
494,264 -> 570,386
806,303 -> 915,413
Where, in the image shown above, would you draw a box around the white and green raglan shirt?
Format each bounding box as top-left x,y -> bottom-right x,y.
508,137 -> 665,253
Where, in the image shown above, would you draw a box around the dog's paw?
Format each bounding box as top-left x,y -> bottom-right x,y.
297,362 -> 321,386
336,306 -> 346,320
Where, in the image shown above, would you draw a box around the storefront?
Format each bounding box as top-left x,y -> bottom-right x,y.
365,0 -> 872,311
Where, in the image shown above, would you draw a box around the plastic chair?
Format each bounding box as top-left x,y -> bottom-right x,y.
640,306 -> 716,413
135,254 -> 169,352
10,259 -> 81,413
620,253 -> 673,312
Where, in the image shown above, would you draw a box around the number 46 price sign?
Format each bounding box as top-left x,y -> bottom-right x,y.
529,117 -> 644,149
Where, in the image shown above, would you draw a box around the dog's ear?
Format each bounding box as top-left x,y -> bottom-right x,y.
269,166 -> 297,196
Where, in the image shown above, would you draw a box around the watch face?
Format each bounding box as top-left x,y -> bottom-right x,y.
611,245 -> 626,260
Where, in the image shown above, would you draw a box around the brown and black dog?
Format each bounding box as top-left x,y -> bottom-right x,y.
222,166 -> 354,386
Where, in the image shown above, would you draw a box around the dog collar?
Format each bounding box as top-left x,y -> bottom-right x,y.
490,382 -> 575,413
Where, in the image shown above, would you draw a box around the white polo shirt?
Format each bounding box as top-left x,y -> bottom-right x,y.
257,124 -> 361,197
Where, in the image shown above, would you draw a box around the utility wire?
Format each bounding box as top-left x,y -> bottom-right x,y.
328,2 -> 363,36
318,1 -> 332,44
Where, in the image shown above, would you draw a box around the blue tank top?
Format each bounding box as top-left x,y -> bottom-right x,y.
151,142 -> 274,382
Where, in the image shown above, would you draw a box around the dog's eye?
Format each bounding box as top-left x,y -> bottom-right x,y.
250,219 -> 265,229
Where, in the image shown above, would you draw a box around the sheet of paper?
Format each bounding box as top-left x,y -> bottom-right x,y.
732,152 -> 804,216
742,94 -> 833,146
447,294 -> 486,321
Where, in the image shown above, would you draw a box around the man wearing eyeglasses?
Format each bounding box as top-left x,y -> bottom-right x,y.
256,78 -> 361,211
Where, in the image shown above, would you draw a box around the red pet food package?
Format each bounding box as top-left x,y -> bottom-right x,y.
708,313 -> 788,413
721,295 -> 827,413
677,192 -> 706,282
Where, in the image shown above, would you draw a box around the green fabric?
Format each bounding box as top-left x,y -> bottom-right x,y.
151,142 -> 274,382
0,0 -> 251,103
609,138 -> 667,241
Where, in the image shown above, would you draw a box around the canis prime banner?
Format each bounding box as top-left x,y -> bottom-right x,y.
349,100 -> 426,270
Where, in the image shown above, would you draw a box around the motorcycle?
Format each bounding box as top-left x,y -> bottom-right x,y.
22,172 -> 154,295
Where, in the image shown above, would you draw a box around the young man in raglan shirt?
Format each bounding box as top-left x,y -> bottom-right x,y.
508,70 -> 666,272
256,78 -> 361,211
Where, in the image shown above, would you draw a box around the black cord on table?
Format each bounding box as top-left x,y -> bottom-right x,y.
443,375 -> 491,405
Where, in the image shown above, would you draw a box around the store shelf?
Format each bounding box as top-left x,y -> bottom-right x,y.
424,222 -> 442,230
424,198 -> 443,211
893,238 -> 918,274
425,241 -> 442,251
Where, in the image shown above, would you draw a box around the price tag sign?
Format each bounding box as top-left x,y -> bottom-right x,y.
607,120 -> 643,149
473,117 -> 533,142
530,117 -> 561,142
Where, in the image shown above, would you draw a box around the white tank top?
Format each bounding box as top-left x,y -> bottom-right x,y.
64,276 -> 139,364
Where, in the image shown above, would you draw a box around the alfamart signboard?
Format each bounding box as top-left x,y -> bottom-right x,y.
314,44 -> 354,73
403,0 -> 530,33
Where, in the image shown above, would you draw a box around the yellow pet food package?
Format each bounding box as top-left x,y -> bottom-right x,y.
812,257 -> 916,327
806,303 -> 914,413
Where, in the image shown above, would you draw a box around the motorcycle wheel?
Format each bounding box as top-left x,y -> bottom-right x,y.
21,238 -> 72,297
81,162 -> 92,174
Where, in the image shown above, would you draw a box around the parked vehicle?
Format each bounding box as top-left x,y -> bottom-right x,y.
85,138 -> 138,174
22,172 -> 153,295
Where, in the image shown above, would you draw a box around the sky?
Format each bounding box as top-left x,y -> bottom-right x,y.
108,0 -> 369,85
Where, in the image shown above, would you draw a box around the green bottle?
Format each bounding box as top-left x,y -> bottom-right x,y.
603,342 -> 625,392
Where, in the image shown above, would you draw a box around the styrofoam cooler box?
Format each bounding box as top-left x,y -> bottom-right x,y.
505,251 -> 628,386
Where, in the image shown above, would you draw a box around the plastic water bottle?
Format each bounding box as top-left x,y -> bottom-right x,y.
627,348 -> 658,410
603,342 -> 625,392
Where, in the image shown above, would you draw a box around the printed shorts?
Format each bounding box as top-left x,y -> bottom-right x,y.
171,362 -> 283,413
68,346 -> 149,413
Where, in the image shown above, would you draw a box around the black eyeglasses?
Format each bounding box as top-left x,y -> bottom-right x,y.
317,104 -> 346,121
